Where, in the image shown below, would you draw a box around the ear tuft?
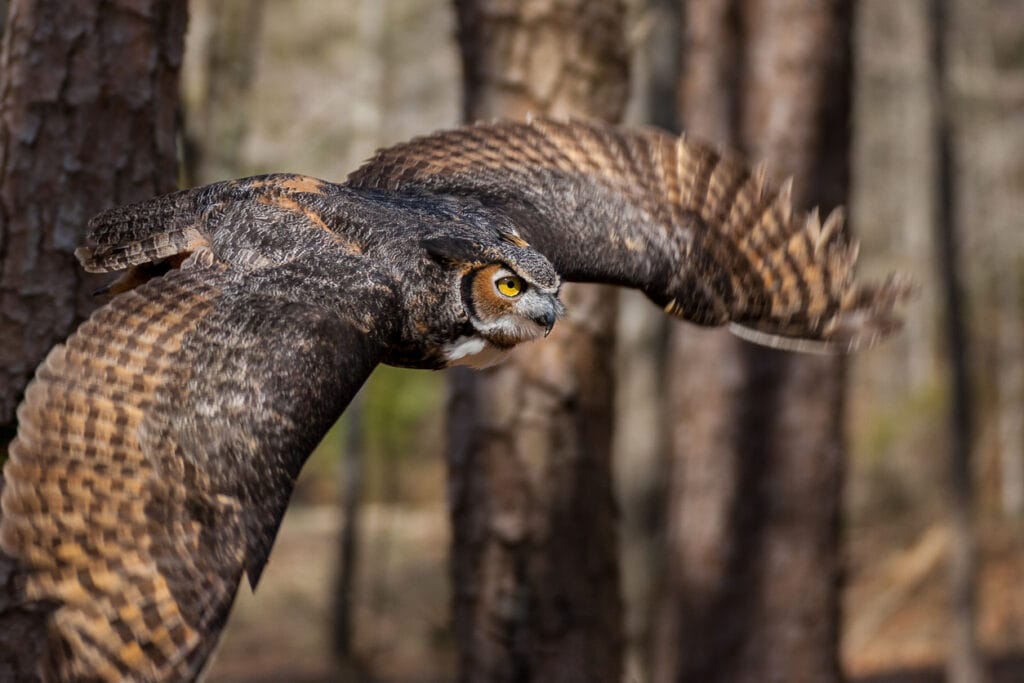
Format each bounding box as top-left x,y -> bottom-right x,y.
420,237 -> 481,264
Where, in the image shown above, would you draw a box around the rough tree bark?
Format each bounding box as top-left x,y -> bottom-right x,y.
0,0 -> 186,678
653,2 -> 850,682
0,0 -> 185,439
447,1 -> 629,681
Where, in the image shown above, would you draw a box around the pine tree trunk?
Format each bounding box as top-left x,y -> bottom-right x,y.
0,0 -> 185,438
447,1 -> 629,681
931,2 -> 985,680
0,1 -> 185,678
653,2 -> 850,681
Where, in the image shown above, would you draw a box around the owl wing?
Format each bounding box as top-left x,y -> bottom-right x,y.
0,260 -> 380,680
348,117 -> 910,351
77,173 -> 336,274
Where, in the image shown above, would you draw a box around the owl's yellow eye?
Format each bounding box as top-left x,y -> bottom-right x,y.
496,275 -> 524,298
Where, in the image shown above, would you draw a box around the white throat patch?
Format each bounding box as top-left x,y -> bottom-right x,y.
442,336 -> 513,369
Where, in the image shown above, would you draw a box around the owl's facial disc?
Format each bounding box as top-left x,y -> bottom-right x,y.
446,264 -> 565,366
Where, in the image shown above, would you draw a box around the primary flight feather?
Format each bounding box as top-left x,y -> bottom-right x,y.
0,118 -> 909,681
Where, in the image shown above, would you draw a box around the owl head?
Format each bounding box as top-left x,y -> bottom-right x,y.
420,230 -> 564,367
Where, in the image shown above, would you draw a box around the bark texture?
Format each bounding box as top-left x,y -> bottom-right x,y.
0,0 -> 185,678
0,0 -> 186,434
653,2 -> 850,682
448,1 -> 629,681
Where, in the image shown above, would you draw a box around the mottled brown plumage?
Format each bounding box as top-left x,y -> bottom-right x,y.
0,118 -> 910,681
349,118 -> 910,350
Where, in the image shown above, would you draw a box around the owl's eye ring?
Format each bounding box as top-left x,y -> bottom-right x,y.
495,275 -> 524,298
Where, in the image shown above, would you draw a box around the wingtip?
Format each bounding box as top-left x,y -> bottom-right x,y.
824,272 -> 918,351
730,271 -> 918,354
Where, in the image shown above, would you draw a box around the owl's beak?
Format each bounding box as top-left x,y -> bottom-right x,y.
534,309 -> 557,337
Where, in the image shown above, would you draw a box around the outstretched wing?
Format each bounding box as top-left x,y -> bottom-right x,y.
0,260 -> 380,680
348,117 -> 910,351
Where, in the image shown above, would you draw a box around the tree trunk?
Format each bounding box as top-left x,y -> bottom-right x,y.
0,0 -> 185,438
614,2 -> 678,678
447,1 -> 629,681
998,273 -> 1024,518
331,392 -> 366,669
931,2 -> 986,681
853,0 -> 938,395
0,0 -> 185,678
654,2 -> 850,682
184,0 -> 265,185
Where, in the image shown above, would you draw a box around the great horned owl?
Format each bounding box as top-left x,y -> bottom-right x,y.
0,118 -> 908,681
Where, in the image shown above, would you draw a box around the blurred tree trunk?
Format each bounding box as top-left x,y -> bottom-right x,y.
998,273 -> 1024,518
613,1 -> 677,679
0,1 -> 186,678
331,392 -> 366,668
185,0 -> 264,184
946,0 -> 1024,521
447,1 -> 629,681
324,2 -> 385,676
853,0 -> 937,395
986,13 -> 1024,524
653,2 -> 850,682
931,2 -> 985,681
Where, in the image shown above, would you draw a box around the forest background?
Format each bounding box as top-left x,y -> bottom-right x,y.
1,1 -> 1023,682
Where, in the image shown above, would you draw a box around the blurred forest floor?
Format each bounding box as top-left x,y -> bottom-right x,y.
206,508 -> 1024,682
209,505 -> 452,683
183,0 -> 1024,681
